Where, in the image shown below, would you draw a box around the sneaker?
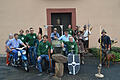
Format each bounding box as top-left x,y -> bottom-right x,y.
37,73 -> 42,76
29,65 -> 34,67
6,64 -> 9,66
82,61 -> 84,64
13,64 -> 18,67
69,72 -> 72,75
49,72 -> 55,76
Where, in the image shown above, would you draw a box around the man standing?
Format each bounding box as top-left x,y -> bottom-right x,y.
25,29 -> 29,58
34,33 -> 43,65
98,29 -> 111,63
37,35 -> 53,73
25,30 -> 29,35
83,25 -> 91,53
6,33 -> 26,64
34,33 -> 43,52
50,28 -> 60,40
74,26 -> 79,37
26,27 -> 37,65
18,29 -> 26,45
75,31 -> 85,64
68,25 -> 73,36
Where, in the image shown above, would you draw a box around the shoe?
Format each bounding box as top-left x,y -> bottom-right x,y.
29,65 -> 34,67
82,61 -> 84,64
36,65 -> 38,69
49,72 -> 55,76
69,72 -> 72,75
6,64 -> 9,66
37,73 -> 42,76
12,64 -> 18,67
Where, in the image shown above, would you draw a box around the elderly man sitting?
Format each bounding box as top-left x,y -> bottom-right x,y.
62,36 -> 78,56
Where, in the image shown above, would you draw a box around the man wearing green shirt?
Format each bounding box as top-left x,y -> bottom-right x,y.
18,29 -> 26,44
62,36 -> 78,56
26,27 -> 37,65
68,25 -> 73,36
37,35 -> 53,72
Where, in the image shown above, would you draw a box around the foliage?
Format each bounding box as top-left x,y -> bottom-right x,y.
89,47 -> 120,61
89,48 -> 100,57
110,51 -> 120,61
111,47 -> 120,53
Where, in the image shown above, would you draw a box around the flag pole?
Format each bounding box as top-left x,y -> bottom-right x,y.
88,20 -> 90,49
95,25 -> 104,78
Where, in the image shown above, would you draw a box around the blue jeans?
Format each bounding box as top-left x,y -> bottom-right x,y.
37,55 -> 52,72
28,46 -> 37,65
12,49 -> 24,61
63,45 -> 68,56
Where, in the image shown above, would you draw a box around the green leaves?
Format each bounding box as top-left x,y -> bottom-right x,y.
89,48 -> 100,57
111,51 -> 120,61
89,47 -> 120,61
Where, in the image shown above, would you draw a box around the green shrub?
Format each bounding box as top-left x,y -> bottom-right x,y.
89,48 -> 100,57
111,51 -> 120,61
89,47 -> 120,61
111,47 -> 120,53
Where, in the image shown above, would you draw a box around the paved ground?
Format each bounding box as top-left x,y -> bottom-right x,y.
0,53 -> 120,80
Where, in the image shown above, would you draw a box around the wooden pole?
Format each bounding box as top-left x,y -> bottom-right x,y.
88,20 -> 90,49
48,49 -> 52,68
100,25 -> 102,64
95,25 -> 104,78
44,25 -> 52,69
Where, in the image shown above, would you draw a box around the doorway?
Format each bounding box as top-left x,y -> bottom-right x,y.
51,13 -> 72,36
46,8 -> 76,41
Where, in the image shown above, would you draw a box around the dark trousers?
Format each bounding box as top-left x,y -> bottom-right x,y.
84,40 -> 88,49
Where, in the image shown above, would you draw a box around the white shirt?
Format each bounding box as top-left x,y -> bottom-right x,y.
83,29 -> 91,41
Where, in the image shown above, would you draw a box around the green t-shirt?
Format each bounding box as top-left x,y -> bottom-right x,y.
68,28 -> 73,36
63,41 -> 78,54
26,33 -> 37,46
18,34 -> 26,43
37,41 -> 53,56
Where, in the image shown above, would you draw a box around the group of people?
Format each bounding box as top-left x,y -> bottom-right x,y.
5,24 -> 93,73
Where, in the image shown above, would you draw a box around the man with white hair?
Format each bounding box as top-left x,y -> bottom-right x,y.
5,33 -> 13,66
6,33 -> 26,65
62,36 -> 78,56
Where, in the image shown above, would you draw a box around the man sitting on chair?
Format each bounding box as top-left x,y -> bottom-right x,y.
37,35 -> 53,73
50,28 -> 60,40
62,36 -> 78,56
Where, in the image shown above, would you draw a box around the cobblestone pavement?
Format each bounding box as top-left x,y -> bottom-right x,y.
0,53 -> 120,80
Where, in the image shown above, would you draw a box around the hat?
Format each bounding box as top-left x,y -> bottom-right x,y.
83,25 -> 87,28
101,29 -> 106,34
54,28 -> 57,31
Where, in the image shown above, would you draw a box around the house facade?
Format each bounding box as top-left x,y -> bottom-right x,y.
0,0 -> 120,54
